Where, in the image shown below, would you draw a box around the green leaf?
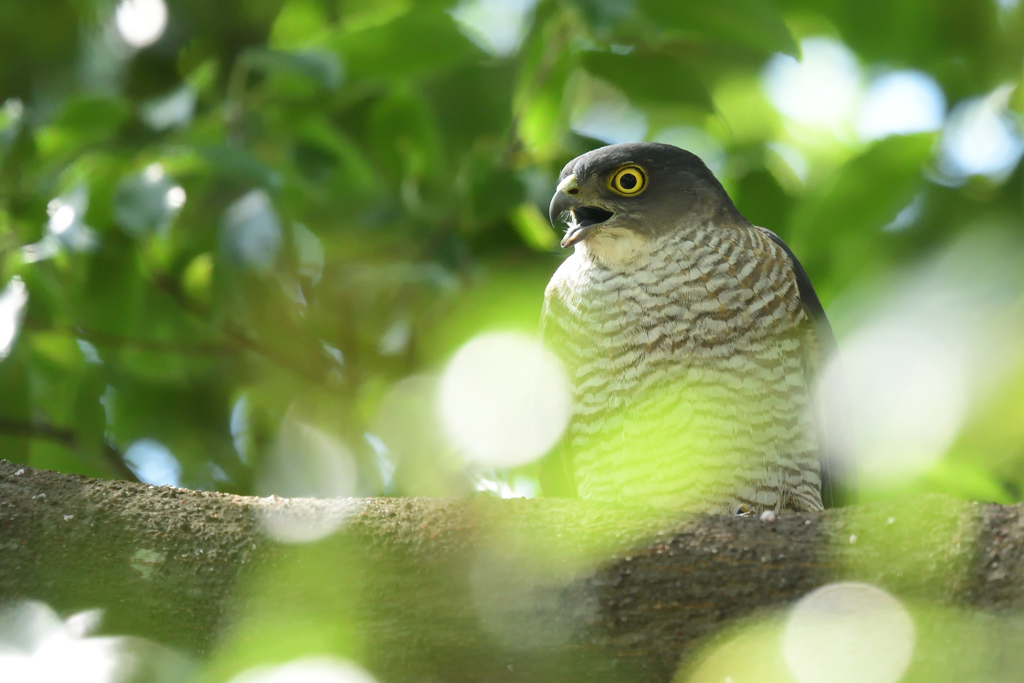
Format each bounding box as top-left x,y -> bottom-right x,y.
639,0 -> 798,57
76,236 -> 144,336
197,144 -> 283,189
511,202 -> 558,250
296,118 -> 378,193
582,51 -> 712,109
922,459 -> 1013,505
366,90 -> 444,181
36,96 -> 131,159
791,134 -> 937,239
788,133 -> 937,284
331,7 -> 481,81
244,48 -> 344,91
427,63 -> 516,156
459,149 -> 524,231
514,16 -> 576,158
730,166 -> 794,232
573,0 -> 638,38
805,0 -> 1001,79
140,86 -> 197,131
270,0 -> 333,50
182,252 -> 214,307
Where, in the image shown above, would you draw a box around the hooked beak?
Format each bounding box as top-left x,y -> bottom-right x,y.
548,175 -> 614,248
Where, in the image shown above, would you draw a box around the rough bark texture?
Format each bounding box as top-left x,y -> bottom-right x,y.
2,458 -> 1024,681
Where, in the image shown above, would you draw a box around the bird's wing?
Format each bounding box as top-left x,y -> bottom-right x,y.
757,227 -> 856,507
538,293 -> 578,498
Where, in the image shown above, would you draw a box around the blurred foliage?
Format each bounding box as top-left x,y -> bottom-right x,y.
680,598 -> 1024,683
0,0 -> 1023,509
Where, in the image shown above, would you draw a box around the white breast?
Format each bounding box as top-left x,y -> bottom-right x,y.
574,227 -> 652,267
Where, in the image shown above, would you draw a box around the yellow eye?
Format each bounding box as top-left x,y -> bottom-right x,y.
609,166 -> 646,195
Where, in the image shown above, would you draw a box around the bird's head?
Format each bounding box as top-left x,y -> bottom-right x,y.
549,142 -> 742,250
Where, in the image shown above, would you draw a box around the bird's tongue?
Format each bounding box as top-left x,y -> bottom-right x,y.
562,206 -> 613,247
560,224 -> 590,248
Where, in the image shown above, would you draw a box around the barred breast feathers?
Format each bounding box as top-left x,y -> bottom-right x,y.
541,218 -> 824,513
545,220 -> 806,341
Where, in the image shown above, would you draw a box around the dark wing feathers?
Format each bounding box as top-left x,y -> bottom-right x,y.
757,227 -> 856,508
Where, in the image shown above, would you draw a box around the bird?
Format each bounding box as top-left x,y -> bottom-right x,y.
539,142 -> 852,514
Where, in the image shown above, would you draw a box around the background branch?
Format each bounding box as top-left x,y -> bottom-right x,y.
0,419 -> 139,482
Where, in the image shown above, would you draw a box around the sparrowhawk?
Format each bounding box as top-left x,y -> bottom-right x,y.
540,142 -> 852,514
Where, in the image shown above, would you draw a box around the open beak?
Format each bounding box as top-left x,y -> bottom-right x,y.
549,176 -> 614,248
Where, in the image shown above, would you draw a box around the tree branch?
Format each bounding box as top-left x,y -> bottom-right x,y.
0,419 -> 139,482
1,459 -> 1022,681
149,272 -> 336,389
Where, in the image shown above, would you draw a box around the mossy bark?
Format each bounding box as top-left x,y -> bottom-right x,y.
1,459 -> 1023,681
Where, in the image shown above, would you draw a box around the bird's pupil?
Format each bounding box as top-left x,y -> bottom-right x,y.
619,173 -> 637,190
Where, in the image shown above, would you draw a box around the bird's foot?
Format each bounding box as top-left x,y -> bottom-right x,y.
734,504 -> 777,523
734,504 -> 757,517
